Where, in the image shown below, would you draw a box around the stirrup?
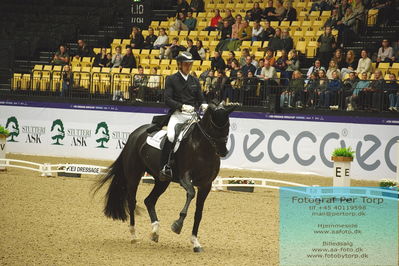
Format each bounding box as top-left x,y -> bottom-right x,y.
159,165 -> 172,181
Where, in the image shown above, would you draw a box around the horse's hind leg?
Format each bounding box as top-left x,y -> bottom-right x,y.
126,166 -> 144,243
144,179 -> 170,242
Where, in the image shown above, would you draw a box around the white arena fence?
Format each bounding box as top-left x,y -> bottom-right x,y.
1,158 -> 398,200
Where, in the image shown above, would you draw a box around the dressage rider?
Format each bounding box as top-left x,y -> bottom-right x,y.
159,51 -> 208,181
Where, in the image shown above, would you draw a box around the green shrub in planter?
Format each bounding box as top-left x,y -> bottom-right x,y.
0,126 -> 10,137
331,147 -> 355,158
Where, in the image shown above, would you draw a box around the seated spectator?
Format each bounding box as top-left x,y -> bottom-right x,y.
337,0 -> 350,20
186,39 -> 201,60
317,26 -> 336,68
129,66 -> 148,102
153,28 -> 169,49
120,46 -> 137,69
261,59 -> 278,83
346,71 -> 369,110
231,15 -> 244,40
226,51 -> 237,69
290,71 -> 306,108
264,48 -> 276,66
356,49 -> 371,74
326,60 -> 341,80
252,20 -> 264,41
320,70 -> 342,108
341,50 -> 358,78
196,40 -> 206,61
52,45 -> 69,65
242,71 -> 259,104
310,0 -> 332,12
250,3 -> 263,21
251,54 -> 259,68
332,49 -> 346,69
75,40 -> 93,59
204,70 -> 216,100
93,48 -> 110,67
255,58 -> 265,78
220,20 -> 232,40
261,20 -> 276,41
190,0 -> 204,12
112,46 -> 123,68
238,20 -> 252,41
213,70 -> 229,102
268,28 -> 282,52
306,59 -> 326,80
184,11 -> 197,31
281,29 -> 294,53
283,1 -> 297,21
306,71 -> 320,107
211,51 -> 226,71
241,56 -> 256,77
324,9 -> 340,28
229,60 -> 241,80
336,7 -> 356,45
315,69 -> 328,106
274,49 -> 288,77
160,37 -> 186,59
228,70 -> 244,102
262,0 -> 275,21
170,12 -> 189,31
130,27 -> 144,49
177,0 -> 190,14
147,67 -> 162,102
245,10 -> 253,22
222,9 -> 235,28
239,48 -> 250,67
387,73 -> 399,111
105,53 -> 113,67
377,39 -> 395,63
267,0 -> 286,21
360,69 -> 386,110
286,49 -> 300,78
341,71 -> 359,108
205,9 -> 222,31
61,65 -> 73,97
143,27 -> 158,49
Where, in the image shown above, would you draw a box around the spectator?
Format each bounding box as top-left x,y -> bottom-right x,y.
241,56 -> 257,77
320,70 -> 342,108
231,15 -> 244,40
356,49 -> 372,74
147,67 -> 162,102
120,46 -> 137,69
205,9 -> 222,31
360,69 -> 385,110
204,70 -> 216,100
307,59 -> 326,80
229,59 -> 241,80
324,9 -> 340,28
229,70 -> 244,102
252,20 -> 264,41
61,65 -> 73,97
255,58 -> 265,78
306,71 -> 320,107
170,12 -> 189,31
267,0 -> 286,21
75,39 -> 93,59
112,46 -> 123,68
332,49 -> 345,69
239,48 -> 250,67
186,39 -> 201,60
190,0 -> 204,12
274,49 -> 288,77
377,39 -> 395,63
387,73 -> 399,111
286,49 -> 300,78
105,53 -> 113,67
310,0 -> 332,12
317,26 -> 336,68
130,27 -> 144,49
261,20 -> 276,41
52,45 -> 69,65
211,51 -> 226,71
220,20 -> 232,40
143,27 -> 158,49
184,11 -> 197,30
261,59 -> 278,83
130,66 -> 148,102
327,60 -> 341,80
268,28 -> 282,51
352,0 -> 365,28
262,0 -> 275,21
249,2 -> 263,21
177,0 -> 190,14
315,69 -> 328,106
226,51 -> 237,69
283,1 -> 297,21
93,48 -> 110,67
251,54 -> 259,68
213,70 -> 229,102
264,48 -> 276,66
290,71 -> 306,108
196,40 -> 206,61
341,50 -> 358,78
238,20 -> 252,41
337,0 -> 350,19
159,37 -> 185,59
336,7 -> 356,45
281,28 -> 294,52
341,71 -> 359,108
346,71 -> 370,110
222,9 -> 236,28
245,10 -> 253,22
153,28 -> 169,49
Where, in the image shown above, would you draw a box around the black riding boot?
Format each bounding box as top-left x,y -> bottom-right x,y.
159,139 -> 173,181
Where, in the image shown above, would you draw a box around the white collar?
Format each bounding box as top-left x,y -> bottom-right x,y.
179,71 -> 189,81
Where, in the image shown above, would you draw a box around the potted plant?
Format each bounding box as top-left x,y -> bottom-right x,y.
379,179 -> 399,198
227,176 -> 255,193
0,125 -> 10,171
331,147 -> 355,186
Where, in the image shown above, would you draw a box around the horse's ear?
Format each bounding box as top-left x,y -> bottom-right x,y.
208,102 -> 217,112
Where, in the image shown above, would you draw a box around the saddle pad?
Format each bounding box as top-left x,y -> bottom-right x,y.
146,130 -> 167,150
146,123 -> 195,152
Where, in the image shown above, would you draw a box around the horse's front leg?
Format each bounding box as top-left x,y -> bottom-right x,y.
191,184 -> 211,252
171,173 -> 195,234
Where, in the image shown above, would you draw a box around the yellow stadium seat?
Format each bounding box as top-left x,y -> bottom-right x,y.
296,41 -> 307,54
81,67 -> 91,73
91,67 -> 101,73
72,66 -> 81,72
280,21 -> 290,28
43,65 -> 53,71
12,73 -> 22,90
33,65 -> 43,71
21,74 -> 31,90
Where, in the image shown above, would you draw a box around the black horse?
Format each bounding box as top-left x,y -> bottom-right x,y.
94,101 -> 236,252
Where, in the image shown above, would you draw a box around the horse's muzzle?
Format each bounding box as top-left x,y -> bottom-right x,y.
217,149 -> 228,158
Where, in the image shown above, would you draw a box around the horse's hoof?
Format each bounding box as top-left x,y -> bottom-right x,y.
193,247 -> 204,253
171,220 -> 182,234
150,232 -> 159,243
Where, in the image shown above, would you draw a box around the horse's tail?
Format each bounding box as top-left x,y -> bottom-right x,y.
93,153 -> 128,221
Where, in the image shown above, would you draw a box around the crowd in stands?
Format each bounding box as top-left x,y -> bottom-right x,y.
41,0 -> 399,111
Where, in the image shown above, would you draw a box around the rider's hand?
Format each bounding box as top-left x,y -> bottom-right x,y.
200,103 -> 208,112
182,104 -> 195,113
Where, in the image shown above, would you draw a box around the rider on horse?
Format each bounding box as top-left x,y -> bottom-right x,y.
159,51 -> 208,181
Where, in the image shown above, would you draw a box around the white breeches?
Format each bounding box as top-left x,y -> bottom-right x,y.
167,110 -> 192,142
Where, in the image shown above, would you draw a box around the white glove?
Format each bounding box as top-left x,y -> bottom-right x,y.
181,104 -> 195,113
200,103 -> 208,111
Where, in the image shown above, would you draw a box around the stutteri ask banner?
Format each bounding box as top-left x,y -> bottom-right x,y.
0,103 -> 398,181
